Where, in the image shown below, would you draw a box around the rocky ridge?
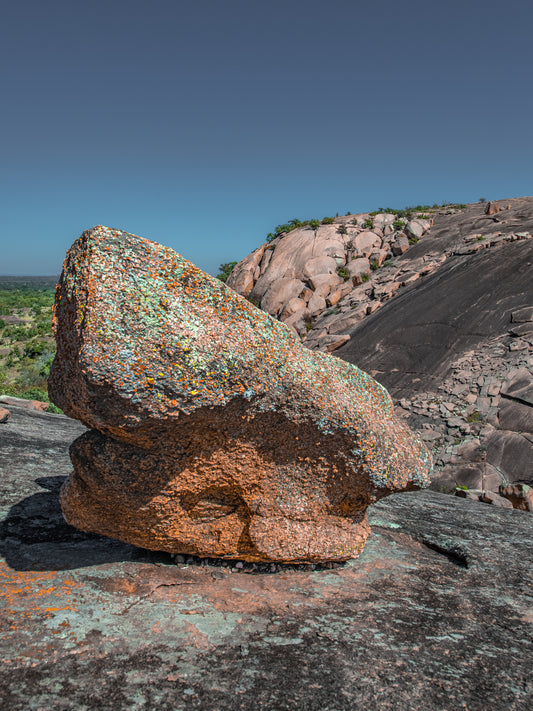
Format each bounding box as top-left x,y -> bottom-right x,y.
228,198 -> 533,503
227,200 -> 530,353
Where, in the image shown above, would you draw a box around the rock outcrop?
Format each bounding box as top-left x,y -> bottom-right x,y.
227,198 -> 533,507
48,226 -> 431,563
227,214 -> 433,343
1,403 -> 531,710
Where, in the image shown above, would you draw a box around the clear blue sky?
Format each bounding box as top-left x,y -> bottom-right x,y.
1,0 -> 532,276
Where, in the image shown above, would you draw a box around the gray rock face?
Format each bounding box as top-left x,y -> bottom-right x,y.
1,406 -> 532,710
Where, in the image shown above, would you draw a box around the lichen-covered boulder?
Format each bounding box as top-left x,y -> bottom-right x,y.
49,225 -> 432,562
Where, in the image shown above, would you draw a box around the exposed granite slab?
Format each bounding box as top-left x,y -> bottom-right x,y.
1,408 -> 532,709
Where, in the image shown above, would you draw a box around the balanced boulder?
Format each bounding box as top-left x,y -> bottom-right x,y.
49,226 -> 432,562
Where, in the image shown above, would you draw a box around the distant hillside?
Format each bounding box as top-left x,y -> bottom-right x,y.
0,275 -> 59,289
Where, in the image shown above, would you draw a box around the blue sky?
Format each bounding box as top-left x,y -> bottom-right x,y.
1,0 -> 532,276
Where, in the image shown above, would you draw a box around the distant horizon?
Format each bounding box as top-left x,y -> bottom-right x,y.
2,193 -> 531,278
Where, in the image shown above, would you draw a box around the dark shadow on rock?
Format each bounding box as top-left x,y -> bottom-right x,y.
0,475 -> 171,572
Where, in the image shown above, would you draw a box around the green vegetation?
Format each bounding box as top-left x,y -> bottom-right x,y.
337,224 -> 348,235
477,235 -> 485,241
266,218 -> 318,242
0,286 -> 62,411
362,274 -> 370,283
321,217 -> 335,225
466,410 -> 481,423
370,201 -> 467,220
216,262 -> 238,283
370,261 -> 380,271
408,237 -> 419,245
393,219 -> 405,231
337,267 -> 350,281
363,218 -> 373,229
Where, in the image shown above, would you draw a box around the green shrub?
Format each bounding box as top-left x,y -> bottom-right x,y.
364,218 -> 373,229
466,410 -> 481,423
337,224 -> 348,235
321,217 -> 335,225
362,274 -> 370,283
20,387 -> 48,401
309,219 -> 320,230
23,340 -> 47,359
371,261 -> 380,271
408,237 -> 418,245
393,219 -> 405,231
337,267 -> 350,281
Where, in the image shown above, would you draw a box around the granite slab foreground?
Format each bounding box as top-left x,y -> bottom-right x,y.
1,406 -> 532,710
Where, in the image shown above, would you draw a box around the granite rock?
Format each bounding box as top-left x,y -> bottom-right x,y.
49,226 -> 431,563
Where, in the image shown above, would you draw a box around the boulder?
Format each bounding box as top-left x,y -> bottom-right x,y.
485,201 -> 501,215
499,483 -> 533,511
308,272 -> 342,297
346,257 -> 371,284
302,256 -> 337,280
227,269 -> 254,296
0,407 -> 9,423
405,220 -> 425,240
352,231 -> 382,257
306,292 -> 327,316
225,245 -> 265,294
392,235 -> 410,255
280,297 -> 307,320
260,277 -> 305,316
49,226 -> 432,563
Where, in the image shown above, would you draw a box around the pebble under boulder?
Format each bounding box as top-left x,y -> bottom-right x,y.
49,226 -> 432,562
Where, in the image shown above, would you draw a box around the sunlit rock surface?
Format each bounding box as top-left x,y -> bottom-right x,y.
49,226 -> 431,562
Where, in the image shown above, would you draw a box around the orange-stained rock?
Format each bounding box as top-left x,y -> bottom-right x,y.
49,226 -> 432,562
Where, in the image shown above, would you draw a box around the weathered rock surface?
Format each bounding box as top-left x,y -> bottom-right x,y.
1,406 -> 532,710
48,226 -> 431,563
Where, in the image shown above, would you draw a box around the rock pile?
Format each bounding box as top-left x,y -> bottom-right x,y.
227,212 -> 433,349
395,312 -> 533,501
49,226 -> 431,563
